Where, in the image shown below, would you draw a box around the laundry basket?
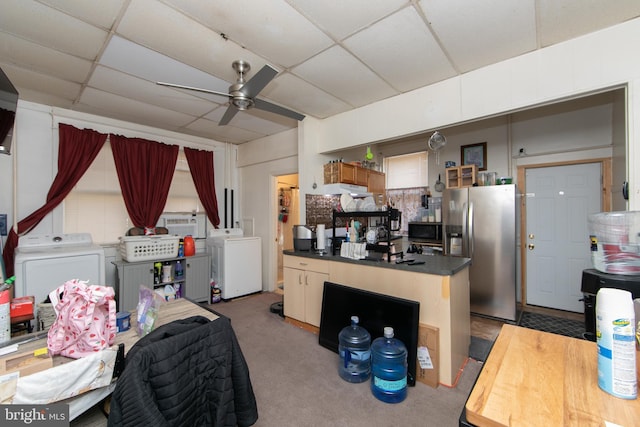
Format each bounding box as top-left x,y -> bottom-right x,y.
119,235 -> 180,262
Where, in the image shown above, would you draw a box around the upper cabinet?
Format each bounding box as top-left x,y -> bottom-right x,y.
324,162 -> 383,189
446,165 -> 477,188
367,170 -> 385,194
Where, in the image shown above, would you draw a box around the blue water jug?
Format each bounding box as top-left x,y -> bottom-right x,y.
338,315 -> 371,383
371,326 -> 407,403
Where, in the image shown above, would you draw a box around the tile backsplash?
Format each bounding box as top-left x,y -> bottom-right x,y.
305,187 -> 431,234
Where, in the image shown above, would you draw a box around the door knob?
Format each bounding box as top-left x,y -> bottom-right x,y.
528,243 -> 535,250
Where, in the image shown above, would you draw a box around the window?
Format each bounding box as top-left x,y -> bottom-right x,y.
383,151 -> 428,189
64,141 -> 203,244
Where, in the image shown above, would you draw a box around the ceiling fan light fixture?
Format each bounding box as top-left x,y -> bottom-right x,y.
232,96 -> 254,110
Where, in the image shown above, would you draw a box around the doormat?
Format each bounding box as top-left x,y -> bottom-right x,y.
469,336 -> 494,362
518,311 -> 585,339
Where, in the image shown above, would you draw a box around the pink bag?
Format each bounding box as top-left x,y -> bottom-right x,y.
47,279 -> 117,359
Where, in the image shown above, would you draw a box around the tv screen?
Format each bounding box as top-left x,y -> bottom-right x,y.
0,67 -> 18,155
319,281 -> 419,386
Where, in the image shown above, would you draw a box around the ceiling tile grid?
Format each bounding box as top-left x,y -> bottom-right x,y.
0,0 -> 638,144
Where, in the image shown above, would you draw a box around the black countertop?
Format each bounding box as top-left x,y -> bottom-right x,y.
283,249 -> 470,276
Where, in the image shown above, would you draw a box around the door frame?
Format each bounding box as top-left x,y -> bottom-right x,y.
517,157 -> 611,310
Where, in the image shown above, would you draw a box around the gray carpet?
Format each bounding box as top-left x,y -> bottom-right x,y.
208,292 -> 482,427
71,292 -> 482,426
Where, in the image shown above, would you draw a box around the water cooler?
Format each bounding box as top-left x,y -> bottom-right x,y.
581,268 -> 640,341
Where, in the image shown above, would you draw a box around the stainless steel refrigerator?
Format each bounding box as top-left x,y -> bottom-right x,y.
443,184 -> 518,321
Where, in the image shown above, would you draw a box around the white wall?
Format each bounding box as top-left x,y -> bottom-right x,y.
237,130 -> 298,292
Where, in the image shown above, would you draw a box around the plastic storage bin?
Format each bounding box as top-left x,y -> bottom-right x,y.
588,211 -> 640,275
119,235 -> 180,262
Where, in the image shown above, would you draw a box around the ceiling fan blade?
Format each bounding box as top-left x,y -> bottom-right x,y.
219,105 -> 239,126
254,98 -> 305,121
240,65 -> 278,98
157,81 -> 230,98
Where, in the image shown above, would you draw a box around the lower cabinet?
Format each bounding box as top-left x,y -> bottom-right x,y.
283,256 -> 328,327
184,254 -> 210,303
114,253 -> 210,312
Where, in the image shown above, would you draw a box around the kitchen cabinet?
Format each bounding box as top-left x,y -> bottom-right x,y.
445,165 -> 477,188
366,169 -> 385,194
324,162 -> 379,187
113,253 -> 210,312
283,256 -> 328,327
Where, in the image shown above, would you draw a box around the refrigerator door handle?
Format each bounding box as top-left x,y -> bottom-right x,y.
462,201 -> 468,256
468,201 -> 474,259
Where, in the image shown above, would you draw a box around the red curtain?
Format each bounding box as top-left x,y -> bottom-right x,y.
2,124 -> 107,277
110,134 -> 178,232
184,147 -> 220,228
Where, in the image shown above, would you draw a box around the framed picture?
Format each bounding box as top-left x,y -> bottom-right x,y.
461,142 -> 487,171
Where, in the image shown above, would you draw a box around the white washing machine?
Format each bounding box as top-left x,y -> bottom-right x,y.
14,233 -> 106,315
206,228 -> 262,300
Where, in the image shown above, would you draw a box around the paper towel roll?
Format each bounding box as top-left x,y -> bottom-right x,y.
316,224 -> 326,250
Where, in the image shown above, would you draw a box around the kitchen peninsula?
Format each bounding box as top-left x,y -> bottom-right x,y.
283,250 -> 471,386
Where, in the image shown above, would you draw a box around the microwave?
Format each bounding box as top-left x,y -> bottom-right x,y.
408,222 -> 443,244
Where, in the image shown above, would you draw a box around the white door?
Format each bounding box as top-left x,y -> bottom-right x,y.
525,163 -> 602,312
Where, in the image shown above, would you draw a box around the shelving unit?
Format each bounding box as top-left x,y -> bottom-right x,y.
113,253 -> 210,312
445,165 -> 477,188
332,210 -> 403,262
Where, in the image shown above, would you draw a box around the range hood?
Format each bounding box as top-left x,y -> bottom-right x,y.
323,183 -> 372,197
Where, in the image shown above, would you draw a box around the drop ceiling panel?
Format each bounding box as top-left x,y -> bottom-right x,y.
289,0 -> 407,39
88,66 -> 219,117
79,88 -> 197,129
164,0 -> 334,67
260,73 -> 351,118
0,33 -> 92,83
1,0 -> 109,59
116,0 -> 253,84
0,63 -> 81,103
344,7 -> 456,92
419,0 -> 537,73
39,0 -> 126,29
99,36 -> 230,94
537,0 -> 640,46
292,45 -> 397,107
187,117 -> 265,144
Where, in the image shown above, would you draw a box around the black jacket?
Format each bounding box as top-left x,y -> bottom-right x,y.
108,315 -> 258,427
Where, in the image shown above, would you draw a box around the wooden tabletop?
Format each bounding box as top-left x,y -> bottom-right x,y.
11,297 -> 219,360
465,324 -> 640,427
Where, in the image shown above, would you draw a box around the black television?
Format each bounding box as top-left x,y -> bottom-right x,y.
0,67 -> 19,155
319,281 -> 420,386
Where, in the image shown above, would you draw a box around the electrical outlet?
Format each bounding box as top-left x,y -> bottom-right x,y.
0,214 -> 6,236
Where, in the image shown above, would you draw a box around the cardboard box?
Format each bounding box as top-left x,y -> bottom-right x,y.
10,297 -> 34,318
416,323 -> 439,388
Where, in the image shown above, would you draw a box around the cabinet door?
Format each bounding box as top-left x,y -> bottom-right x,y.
355,166 -> 368,186
185,254 -> 210,302
339,163 -> 356,184
119,263 -> 154,312
283,267 -> 305,321
367,170 -> 385,193
304,271 -> 328,327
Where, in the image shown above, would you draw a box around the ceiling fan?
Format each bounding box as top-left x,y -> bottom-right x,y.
157,60 -> 305,126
